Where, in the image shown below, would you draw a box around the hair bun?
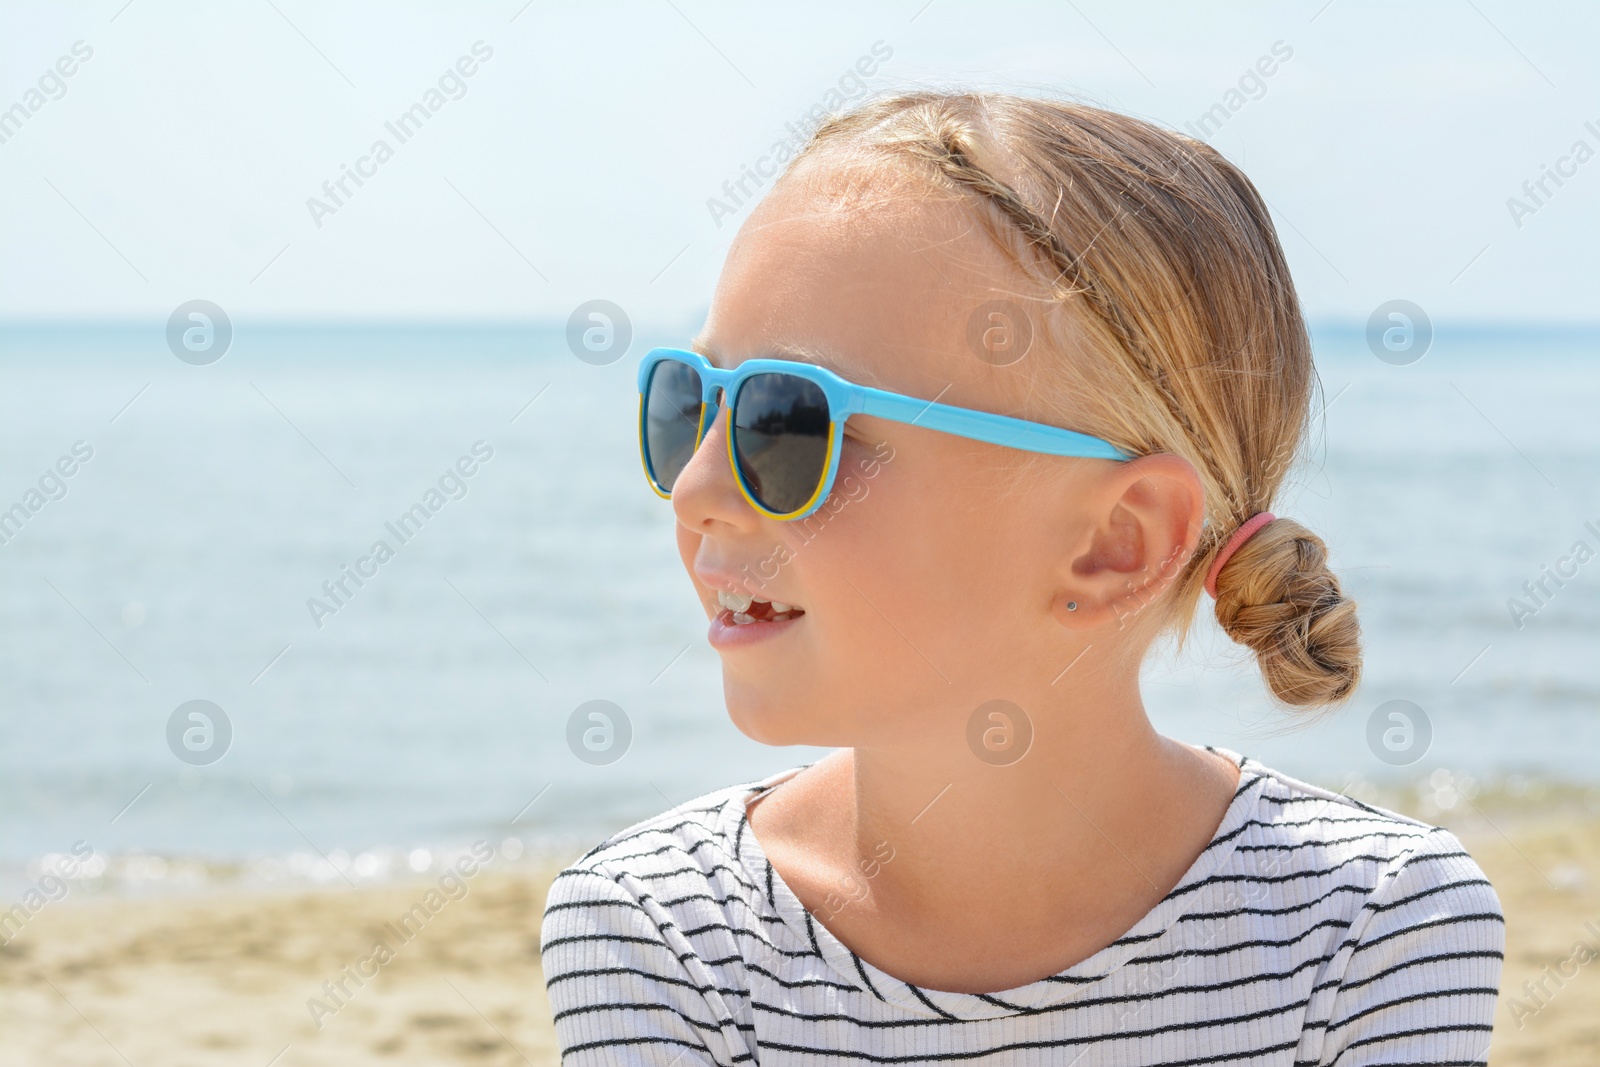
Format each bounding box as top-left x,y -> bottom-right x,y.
1210,517 -> 1362,709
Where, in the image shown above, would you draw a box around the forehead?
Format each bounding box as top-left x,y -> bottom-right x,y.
689,334 -> 870,382
692,157 -> 1028,394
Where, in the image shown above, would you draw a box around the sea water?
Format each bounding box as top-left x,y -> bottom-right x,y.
0,321 -> 1596,892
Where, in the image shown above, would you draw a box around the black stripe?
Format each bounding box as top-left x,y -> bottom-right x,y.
542,894 -> 649,917
1329,949 -> 1505,995
748,988 -> 1311,1039
1183,885 -> 1367,923
1254,792 -> 1409,819
974,991 -> 1025,1012
749,954 -> 1340,1028
540,931 -> 669,955
1181,875 -> 1491,925
546,879 -> 789,933
1324,986 -> 1500,1034
751,1035 -> 1302,1065
674,917 -> 803,948
1216,810 -> 1432,842
549,865 -> 627,887
560,815 -> 738,874
745,959 -> 858,993
852,951 -> 886,1002
635,884 -> 783,916
1118,914 -> 1356,967
550,998 -> 729,1031
1328,1022 -> 1494,1064
1234,829 -> 1440,852
904,983 -> 960,1020
559,1034 -> 751,1062
1165,849 -> 1474,903
594,835 -> 718,866
543,964 -> 744,998
803,910 -> 823,957
595,804 -> 736,848
626,860 -> 765,894
1348,911 -> 1505,954
1372,878 -> 1495,914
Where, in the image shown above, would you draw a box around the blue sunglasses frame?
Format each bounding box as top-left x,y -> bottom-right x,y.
637,346 -> 1133,521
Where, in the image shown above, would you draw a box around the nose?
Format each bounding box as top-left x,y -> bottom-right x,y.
670,401 -> 759,532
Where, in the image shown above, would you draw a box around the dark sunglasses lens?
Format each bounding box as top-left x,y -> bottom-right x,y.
732,373 -> 830,514
644,361 -> 705,492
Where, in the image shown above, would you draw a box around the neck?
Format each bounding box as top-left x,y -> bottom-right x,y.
745,657 -> 1243,992
784,672 -> 1236,942
851,684 -> 1177,906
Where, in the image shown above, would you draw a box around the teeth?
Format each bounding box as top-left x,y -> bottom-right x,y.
716,587 -> 803,622
717,590 -> 754,612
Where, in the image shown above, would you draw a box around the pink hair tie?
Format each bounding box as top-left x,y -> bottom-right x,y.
1204,512 -> 1276,598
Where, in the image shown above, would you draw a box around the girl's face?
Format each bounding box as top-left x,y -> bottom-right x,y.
671,162 -> 1127,751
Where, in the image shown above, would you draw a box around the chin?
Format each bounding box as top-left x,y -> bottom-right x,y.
724,697 -> 805,747
722,680 -> 832,748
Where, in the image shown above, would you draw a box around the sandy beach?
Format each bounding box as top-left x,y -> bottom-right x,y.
3,793 -> 1597,1066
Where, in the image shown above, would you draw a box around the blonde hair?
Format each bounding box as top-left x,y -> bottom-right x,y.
788,90 -> 1361,710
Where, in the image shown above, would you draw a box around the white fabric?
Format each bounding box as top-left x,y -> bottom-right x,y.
541,749 -> 1503,1065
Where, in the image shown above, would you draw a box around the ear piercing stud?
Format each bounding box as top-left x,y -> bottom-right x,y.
1066,601 -> 1078,611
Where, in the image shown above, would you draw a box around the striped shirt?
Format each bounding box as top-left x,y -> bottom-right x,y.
541,749 -> 1504,1065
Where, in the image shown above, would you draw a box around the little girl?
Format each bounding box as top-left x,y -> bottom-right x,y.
542,91 -> 1503,1065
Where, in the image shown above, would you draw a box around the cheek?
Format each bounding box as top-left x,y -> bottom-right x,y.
726,452 -> 1049,745
829,447 -> 996,604
820,449 -> 1046,661
803,451 -> 995,656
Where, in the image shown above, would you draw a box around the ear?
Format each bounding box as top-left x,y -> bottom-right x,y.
1051,453 -> 1206,632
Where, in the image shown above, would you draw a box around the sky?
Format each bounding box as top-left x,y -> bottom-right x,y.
1,0 -> 1597,326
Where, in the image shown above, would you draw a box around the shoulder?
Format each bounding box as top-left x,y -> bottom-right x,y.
1240,759 -> 1499,889
539,773 -> 799,1065
1226,756 -> 1504,966
1226,763 -> 1506,1062
540,769 -> 794,948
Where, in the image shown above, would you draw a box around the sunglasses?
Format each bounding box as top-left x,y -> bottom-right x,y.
637,346 -> 1132,522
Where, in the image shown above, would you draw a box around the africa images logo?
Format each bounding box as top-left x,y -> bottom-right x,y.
705,40 -> 893,229
305,41 -> 494,229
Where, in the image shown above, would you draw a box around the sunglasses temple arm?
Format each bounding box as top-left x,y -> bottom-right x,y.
853,389 -> 1131,461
